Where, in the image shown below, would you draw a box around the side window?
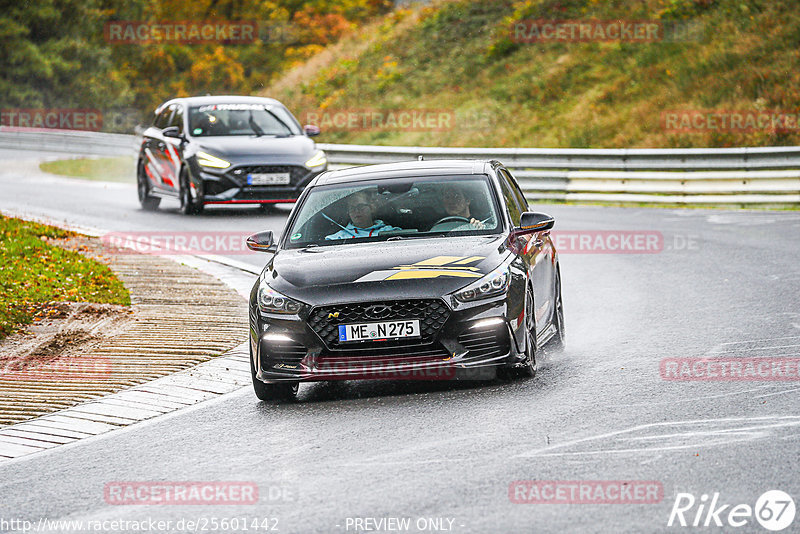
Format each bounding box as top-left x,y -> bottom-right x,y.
154,106 -> 173,129
497,172 -> 523,226
502,169 -> 529,212
169,106 -> 184,133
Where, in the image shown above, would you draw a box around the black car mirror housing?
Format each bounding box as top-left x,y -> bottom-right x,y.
162,126 -> 185,140
515,212 -> 555,235
246,231 -> 277,253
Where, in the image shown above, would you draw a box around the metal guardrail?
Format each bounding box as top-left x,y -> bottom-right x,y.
1,128 -> 797,205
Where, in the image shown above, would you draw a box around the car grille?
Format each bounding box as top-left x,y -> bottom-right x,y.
263,337 -> 307,364
230,165 -> 309,186
308,299 -> 450,349
458,326 -> 510,359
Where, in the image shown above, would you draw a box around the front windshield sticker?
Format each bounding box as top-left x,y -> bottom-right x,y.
197,104 -> 266,112
290,233 -> 302,241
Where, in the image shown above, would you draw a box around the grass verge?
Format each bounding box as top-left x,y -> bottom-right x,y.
39,156 -> 135,182
0,215 -> 130,339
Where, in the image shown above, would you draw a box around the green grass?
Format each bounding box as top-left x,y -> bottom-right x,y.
0,216 -> 130,339
265,0 -> 800,149
39,156 -> 135,182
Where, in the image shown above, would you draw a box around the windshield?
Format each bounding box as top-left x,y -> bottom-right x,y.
284,175 -> 502,249
188,103 -> 302,137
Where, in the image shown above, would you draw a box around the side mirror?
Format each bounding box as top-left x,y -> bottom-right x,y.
162,126 -> 184,140
246,231 -> 276,253
517,212 -> 555,233
304,124 -> 321,137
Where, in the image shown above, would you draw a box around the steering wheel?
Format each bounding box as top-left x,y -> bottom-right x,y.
431,216 -> 470,227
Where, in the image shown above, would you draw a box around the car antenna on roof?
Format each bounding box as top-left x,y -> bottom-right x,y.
418,155 -> 424,161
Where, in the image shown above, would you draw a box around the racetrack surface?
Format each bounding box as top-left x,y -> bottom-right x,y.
1,149 -> 800,532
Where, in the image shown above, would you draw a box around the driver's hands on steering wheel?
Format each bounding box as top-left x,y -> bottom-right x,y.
469,218 -> 486,230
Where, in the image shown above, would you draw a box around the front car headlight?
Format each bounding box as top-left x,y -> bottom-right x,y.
197,151 -> 231,169
305,150 -> 327,168
452,264 -> 511,303
258,282 -> 304,315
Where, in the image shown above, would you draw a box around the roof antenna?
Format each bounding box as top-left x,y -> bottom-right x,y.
418,155 -> 424,161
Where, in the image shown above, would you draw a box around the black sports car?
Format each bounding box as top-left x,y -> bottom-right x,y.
137,95 -> 327,214
246,159 -> 564,400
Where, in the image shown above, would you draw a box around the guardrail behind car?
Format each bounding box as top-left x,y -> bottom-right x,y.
2,127 -> 798,205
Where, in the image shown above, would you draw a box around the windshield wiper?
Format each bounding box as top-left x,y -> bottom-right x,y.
248,111 -> 265,137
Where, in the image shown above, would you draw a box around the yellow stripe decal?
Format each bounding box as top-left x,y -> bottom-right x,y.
413,256 -> 465,266
386,270 -> 482,280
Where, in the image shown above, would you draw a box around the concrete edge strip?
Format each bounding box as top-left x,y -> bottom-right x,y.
0,209 -> 262,462
0,342 -> 251,461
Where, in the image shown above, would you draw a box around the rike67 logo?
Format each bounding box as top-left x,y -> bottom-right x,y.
668,490 -> 795,531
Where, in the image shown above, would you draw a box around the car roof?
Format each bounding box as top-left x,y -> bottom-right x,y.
312,160 -> 499,186
157,95 -> 285,111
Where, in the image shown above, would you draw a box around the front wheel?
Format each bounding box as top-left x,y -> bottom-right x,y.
500,286 -> 537,379
250,347 -> 298,402
179,168 -> 204,215
549,270 -> 566,351
137,160 -> 161,211
518,288 -> 537,377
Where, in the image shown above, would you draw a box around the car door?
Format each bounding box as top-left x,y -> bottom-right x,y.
161,104 -> 185,193
142,106 -> 176,193
498,168 -> 554,333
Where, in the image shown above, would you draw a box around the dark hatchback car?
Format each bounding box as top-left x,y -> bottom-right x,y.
246,159 -> 565,401
137,95 -> 327,214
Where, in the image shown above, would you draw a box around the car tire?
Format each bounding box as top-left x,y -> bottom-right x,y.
179,168 -> 204,215
499,285 -> 537,380
550,269 -> 566,351
249,346 -> 298,402
137,160 -> 161,211
518,287 -> 538,378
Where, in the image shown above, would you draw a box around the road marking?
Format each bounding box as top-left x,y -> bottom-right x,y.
514,416 -> 800,458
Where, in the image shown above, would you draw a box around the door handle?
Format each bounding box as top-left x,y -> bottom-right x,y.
532,237 -> 544,247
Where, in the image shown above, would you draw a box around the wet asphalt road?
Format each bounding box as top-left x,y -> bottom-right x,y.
1,150 -> 800,533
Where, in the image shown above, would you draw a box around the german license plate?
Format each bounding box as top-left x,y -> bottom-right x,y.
248,172 -> 290,185
338,320 -> 421,342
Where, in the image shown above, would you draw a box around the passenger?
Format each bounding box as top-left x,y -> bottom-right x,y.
440,184 -> 486,229
325,191 -> 402,240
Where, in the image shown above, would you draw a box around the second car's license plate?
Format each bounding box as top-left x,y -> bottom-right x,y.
248,172 -> 291,185
339,320 -> 421,342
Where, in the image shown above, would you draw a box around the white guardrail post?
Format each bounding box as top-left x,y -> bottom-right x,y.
1,127 -> 797,205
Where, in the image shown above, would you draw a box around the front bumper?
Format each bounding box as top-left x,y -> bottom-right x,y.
249,297 -> 524,383
197,164 -> 325,205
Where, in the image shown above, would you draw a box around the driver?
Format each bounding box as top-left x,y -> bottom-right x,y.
325,191 -> 402,240
441,184 -> 486,229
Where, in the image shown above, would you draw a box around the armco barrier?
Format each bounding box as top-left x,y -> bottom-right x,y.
1,127 -> 797,205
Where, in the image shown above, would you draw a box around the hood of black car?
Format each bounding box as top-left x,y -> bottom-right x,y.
264,235 -> 510,305
196,135 -> 317,164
